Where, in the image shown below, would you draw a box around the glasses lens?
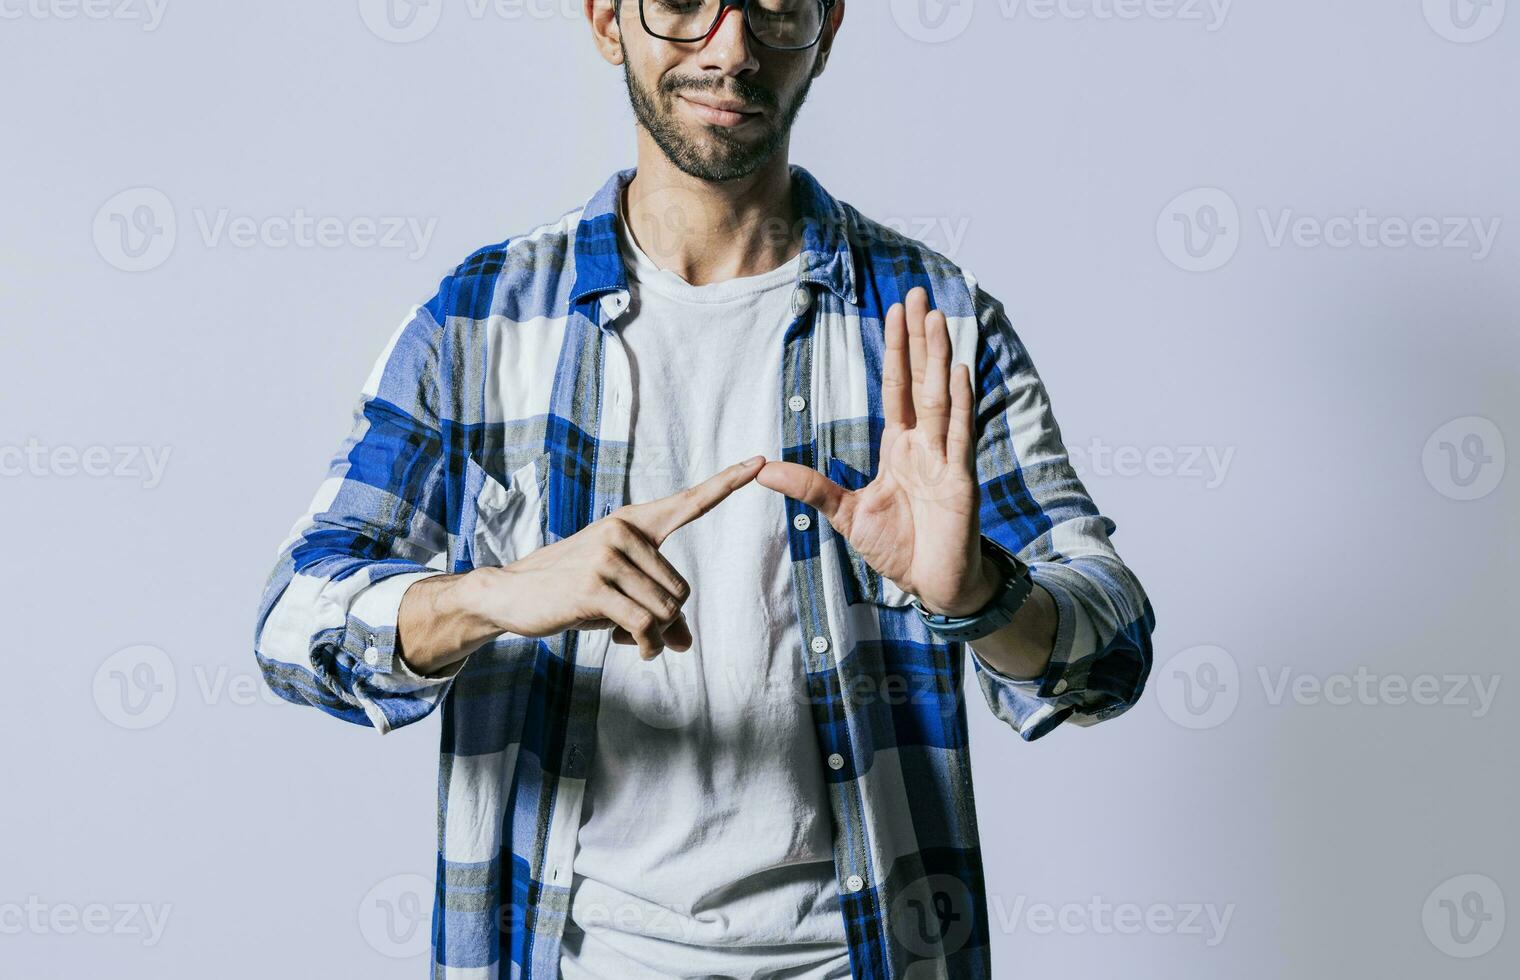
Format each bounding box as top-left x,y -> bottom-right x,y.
642,0 -> 721,40
641,0 -> 826,48
747,0 -> 824,49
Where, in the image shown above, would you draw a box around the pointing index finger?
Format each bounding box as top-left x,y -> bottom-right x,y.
639,455 -> 766,547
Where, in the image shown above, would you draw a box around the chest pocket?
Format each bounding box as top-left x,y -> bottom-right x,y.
823,455 -> 917,609
467,452 -> 551,569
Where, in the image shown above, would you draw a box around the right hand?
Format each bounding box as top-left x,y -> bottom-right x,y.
482,455 -> 766,660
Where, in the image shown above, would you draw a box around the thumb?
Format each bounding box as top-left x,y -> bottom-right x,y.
756,461 -> 851,533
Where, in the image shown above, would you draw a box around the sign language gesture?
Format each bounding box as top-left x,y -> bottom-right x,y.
757,288 -> 1000,616
489,456 -> 767,659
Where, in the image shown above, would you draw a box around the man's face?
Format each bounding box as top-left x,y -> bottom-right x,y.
617,1 -> 827,182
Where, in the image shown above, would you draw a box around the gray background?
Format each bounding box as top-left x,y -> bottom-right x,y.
2,1 -> 1515,977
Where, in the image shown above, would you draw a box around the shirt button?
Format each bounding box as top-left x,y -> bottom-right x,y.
363,646 -> 379,667
845,875 -> 864,892
788,395 -> 807,413
827,753 -> 844,771
810,635 -> 829,655
1052,678 -> 1069,695
792,513 -> 812,532
792,287 -> 813,316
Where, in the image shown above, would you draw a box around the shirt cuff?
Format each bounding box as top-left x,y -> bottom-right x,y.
344,568 -> 460,699
969,562 -> 1100,740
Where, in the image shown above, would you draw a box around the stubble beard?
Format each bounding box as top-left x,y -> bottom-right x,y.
622,57 -> 815,183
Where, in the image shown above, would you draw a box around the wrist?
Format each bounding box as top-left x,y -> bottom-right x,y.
921,548 -> 1004,617
464,565 -> 519,636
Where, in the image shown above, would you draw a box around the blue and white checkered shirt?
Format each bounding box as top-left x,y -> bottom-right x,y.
254,164 -> 1156,978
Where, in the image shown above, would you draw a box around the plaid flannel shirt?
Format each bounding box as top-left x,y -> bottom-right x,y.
254,164 -> 1156,979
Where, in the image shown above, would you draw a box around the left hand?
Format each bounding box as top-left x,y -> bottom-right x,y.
757,287 -> 1001,616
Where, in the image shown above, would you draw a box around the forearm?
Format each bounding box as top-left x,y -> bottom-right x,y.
396,568 -> 508,677
966,582 -> 1058,681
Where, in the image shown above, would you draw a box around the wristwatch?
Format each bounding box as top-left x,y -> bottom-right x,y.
911,536 -> 1034,642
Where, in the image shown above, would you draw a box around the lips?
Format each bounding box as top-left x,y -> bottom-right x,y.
678,93 -> 762,127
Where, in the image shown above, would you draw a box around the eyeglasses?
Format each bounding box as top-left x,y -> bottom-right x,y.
638,0 -> 836,52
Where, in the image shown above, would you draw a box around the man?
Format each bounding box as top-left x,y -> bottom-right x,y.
254,1 -> 1156,976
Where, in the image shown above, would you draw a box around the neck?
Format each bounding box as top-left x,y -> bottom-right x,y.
623,136 -> 801,286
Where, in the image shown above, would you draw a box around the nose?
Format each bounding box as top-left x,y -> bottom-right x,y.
697,3 -> 759,76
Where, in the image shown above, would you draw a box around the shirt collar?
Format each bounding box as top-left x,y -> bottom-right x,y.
569,164 -> 859,311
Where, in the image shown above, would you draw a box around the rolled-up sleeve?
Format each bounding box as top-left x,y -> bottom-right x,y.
963,280 -> 1156,741
253,303 -> 457,734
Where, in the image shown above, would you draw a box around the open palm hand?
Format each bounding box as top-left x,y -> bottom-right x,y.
757,287 -> 999,616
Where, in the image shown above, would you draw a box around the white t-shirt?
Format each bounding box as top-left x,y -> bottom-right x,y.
557,195 -> 851,980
